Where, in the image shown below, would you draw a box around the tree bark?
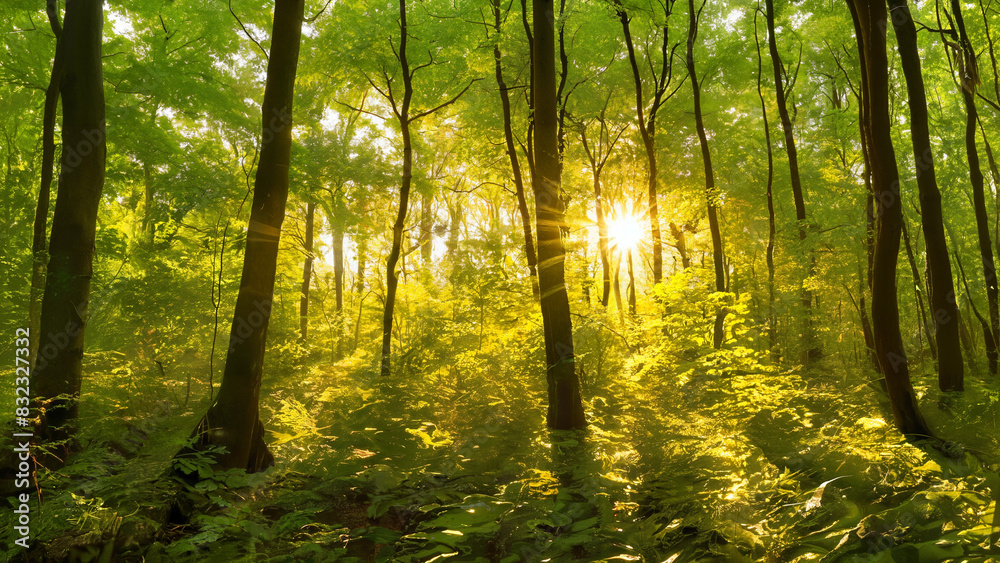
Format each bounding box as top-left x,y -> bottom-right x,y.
299,202 -> 315,342
29,0 -> 64,371
847,0 -> 931,437
31,0 -> 106,454
753,8 -> 777,356
419,193 -> 432,264
181,0 -> 304,472
901,217 -> 936,360
627,249 -> 636,315
379,0 -> 417,378
889,0 -> 964,390
334,222 -> 344,358
944,0 -> 998,375
379,0 -> 474,377
618,4 -> 670,284
534,0 -> 586,429
686,0 -> 726,349
765,0 -> 819,362
580,106 -> 624,309
493,0 -> 539,297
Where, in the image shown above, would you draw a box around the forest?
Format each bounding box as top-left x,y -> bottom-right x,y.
3,0 -> 1000,560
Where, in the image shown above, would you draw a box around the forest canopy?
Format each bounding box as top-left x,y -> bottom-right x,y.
3,0 -> 1000,560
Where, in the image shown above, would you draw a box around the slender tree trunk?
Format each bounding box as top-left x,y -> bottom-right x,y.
613,251 -> 625,326
580,115 -> 622,308
593,168 -> 611,308
31,0 -> 106,455
901,218 -> 937,361
946,0 -> 998,375
686,0 -> 726,349
847,0 -> 931,437
890,0 -> 964,389
29,0 -> 64,371
142,161 -> 155,245
356,236 -> 366,292
333,222 -> 344,358
419,193 -> 432,264
753,8 -> 777,356
493,0 -> 539,297
519,0 -> 535,181
380,0 -> 417,378
618,6 -> 664,284
765,0 -> 819,362
379,2 -> 473,375
181,0 -> 303,472
627,249 -> 636,315
299,202 -> 315,342
534,0 -> 585,429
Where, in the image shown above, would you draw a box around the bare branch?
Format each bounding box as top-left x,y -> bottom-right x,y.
409,78 -> 483,122
229,0 -> 268,61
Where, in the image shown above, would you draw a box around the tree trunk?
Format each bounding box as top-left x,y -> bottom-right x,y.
419,193 -> 432,264
534,0 -> 585,429
613,251 -> 625,326
627,249 -> 636,315
181,0 -> 303,472
29,0 -> 64,371
493,0 -> 539,297
901,217 -> 936,361
519,0 -> 535,181
686,0 -> 726,349
31,0 -> 106,455
765,0 -> 819,362
946,0 -> 998,375
379,0 -> 417,378
889,0 -> 964,389
753,9 -> 777,356
299,202 -> 315,342
334,217 -> 345,358
847,0 -> 931,437
618,5 -> 666,284
580,110 -> 623,309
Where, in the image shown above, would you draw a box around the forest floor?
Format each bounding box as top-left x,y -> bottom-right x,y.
4,343 -> 1000,562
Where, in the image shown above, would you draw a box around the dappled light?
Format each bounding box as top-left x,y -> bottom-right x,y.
3,0 -> 1000,561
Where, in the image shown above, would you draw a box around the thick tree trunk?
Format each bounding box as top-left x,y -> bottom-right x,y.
534,0 -> 585,429
765,0 -> 819,362
31,0 -> 106,454
890,0 -> 963,390
299,202 -> 315,342
29,0 -> 64,371
847,0 -> 931,437
686,0 -> 726,349
493,0 -> 539,297
182,0 -> 303,472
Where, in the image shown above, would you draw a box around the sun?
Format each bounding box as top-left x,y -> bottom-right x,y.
606,204 -> 645,251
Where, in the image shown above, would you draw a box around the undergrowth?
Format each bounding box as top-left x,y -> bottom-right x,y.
3,267 -> 1000,561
